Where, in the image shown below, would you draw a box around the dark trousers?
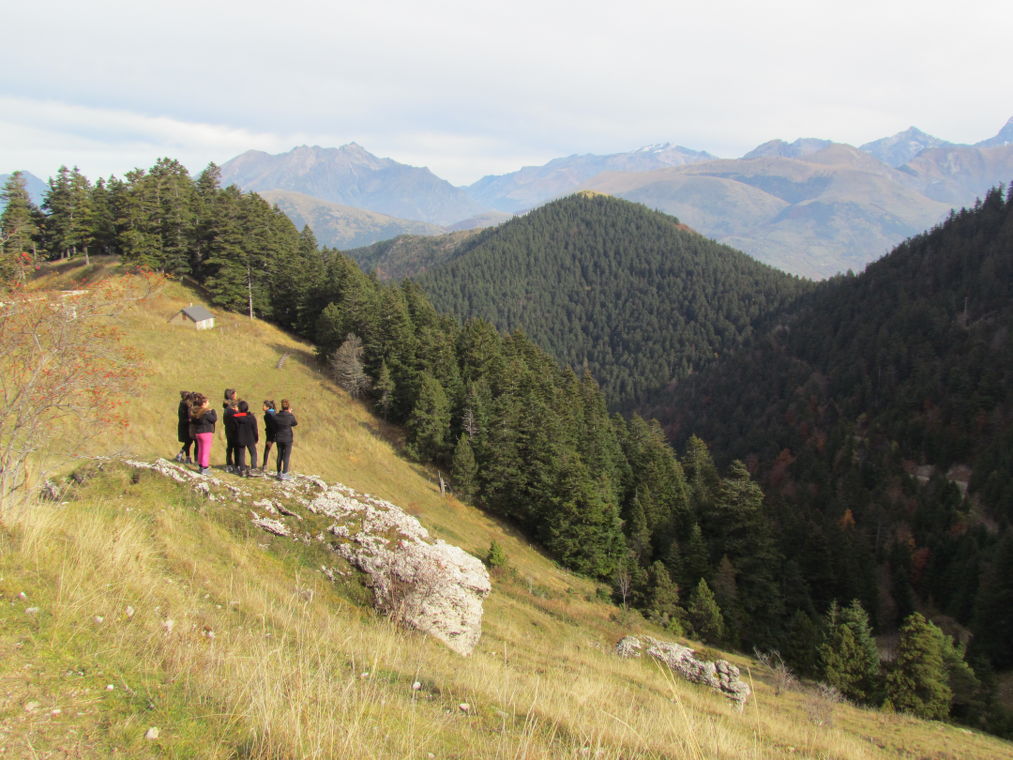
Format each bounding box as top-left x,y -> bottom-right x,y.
225,438 -> 239,467
235,443 -> 257,470
179,438 -> 194,457
275,441 -> 293,474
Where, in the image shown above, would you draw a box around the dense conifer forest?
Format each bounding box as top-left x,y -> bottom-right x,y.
2,165 -> 1011,735
412,192 -> 812,410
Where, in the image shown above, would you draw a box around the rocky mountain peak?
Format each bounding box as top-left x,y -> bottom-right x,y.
977,115 -> 1013,148
860,127 -> 950,167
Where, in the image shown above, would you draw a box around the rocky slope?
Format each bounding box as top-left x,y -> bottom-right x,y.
126,458 -> 491,655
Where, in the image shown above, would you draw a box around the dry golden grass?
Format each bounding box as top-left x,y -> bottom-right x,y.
2,261 -> 1010,758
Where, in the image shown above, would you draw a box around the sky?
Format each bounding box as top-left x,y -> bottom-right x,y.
3,0 -> 1011,187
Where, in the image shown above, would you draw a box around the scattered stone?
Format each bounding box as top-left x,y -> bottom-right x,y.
162,619 -> 175,634
458,702 -> 470,713
24,701 -> 40,713
125,606 -> 135,619
106,684 -> 115,691
412,681 -> 422,691
25,607 -> 40,616
615,635 -> 751,708
145,727 -> 160,740
94,616 -> 104,624
18,592 -> 27,600
251,514 -> 291,537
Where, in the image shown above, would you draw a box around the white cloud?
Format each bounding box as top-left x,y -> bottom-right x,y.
3,1 -> 1012,184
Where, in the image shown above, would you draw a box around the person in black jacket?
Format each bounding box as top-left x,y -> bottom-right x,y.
260,400 -> 277,470
232,400 -> 259,478
223,389 -> 239,473
272,399 -> 298,481
175,390 -> 195,464
190,393 -> 217,475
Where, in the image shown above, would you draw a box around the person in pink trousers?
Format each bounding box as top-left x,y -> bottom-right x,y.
189,392 -> 218,474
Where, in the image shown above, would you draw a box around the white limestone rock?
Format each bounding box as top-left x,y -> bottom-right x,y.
615,635 -> 751,708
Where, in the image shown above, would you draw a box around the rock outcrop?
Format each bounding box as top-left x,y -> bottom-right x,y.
309,483 -> 491,656
125,459 -> 490,655
615,635 -> 751,708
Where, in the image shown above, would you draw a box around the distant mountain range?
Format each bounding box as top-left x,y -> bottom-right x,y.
219,144 -> 488,226
188,116 -> 1013,277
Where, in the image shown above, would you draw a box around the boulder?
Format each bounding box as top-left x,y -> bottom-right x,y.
309,484 -> 491,656
615,635 -> 751,708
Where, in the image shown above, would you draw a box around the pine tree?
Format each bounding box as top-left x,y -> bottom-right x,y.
539,455 -> 625,579
41,166 -> 93,260
885,612 -> 952,720
687,578 -> 724,644
405,371 -> 451,462
646,560 -> 684,632
373,361 -> 396,421
451,433 -> 479,500
784,609 -> 822,679
819,600 -> 882,704
1,171 -> 41,283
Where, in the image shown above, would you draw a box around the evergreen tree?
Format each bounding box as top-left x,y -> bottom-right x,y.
783,609 -> 822,679
687,578 -> 724,644
539,455 -> 625,579
451,433 -> 479,500
819,600 -> 882,704
405,371 -> 451,462
41,166 -> 93,260
646,560 -> 684,632
373,360 -> 396,421
885,612 -> 952,720
1,171 -> 41,283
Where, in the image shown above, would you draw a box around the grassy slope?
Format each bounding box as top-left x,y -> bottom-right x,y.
1,260 -> 1010,759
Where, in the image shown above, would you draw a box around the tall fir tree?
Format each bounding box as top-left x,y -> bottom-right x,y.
885,612 -> 952,720
0,171 -> 41,283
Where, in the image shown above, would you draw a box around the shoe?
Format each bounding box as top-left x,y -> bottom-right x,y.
199,466 -> 209,475
185,457 -> 193,465
174,452 -> 184,462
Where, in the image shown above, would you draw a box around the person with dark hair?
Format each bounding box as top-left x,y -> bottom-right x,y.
223,388 -> 239,473
260,400 -> 277,470
272,399 -> 298,481
233,400 -> 259,478
174,390 -> 195,464
190,393 -> 217,475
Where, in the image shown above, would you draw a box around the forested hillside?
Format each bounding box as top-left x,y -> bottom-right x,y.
414,192 -> 812,410
649,186 -> 1013,686
4,164 -> 1011,736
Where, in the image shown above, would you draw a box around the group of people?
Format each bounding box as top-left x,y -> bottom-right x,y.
175,389 -> 298,480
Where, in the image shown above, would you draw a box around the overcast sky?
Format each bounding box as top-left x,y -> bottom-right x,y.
3,0 -> 1010,186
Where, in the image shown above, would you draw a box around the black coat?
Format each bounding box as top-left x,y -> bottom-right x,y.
191,407 -> 217,434
272,410 -> 298,444
263,409 -> 277,442
177,400 -> 191,443
234,412 -> 259,447
223,403 -> 239,442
